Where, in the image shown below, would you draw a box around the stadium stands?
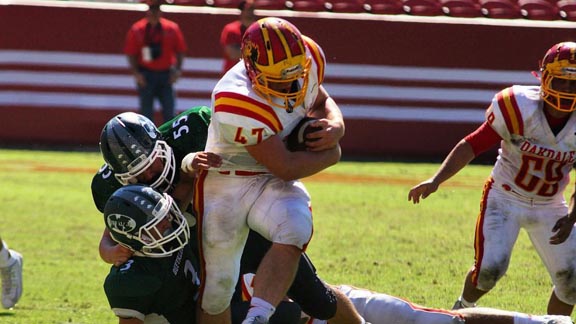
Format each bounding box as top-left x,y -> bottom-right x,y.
479,0 -> 523,18
253,0 -> 288,9
206,0 -> 242,7
441,0 -> 483,17
558,0 -> 576,20
326,0 -> 366,12
363,0 -> 405,14
167,0 -> 575,21
402,0 -> 444,15
519,0 -> 560,19
187,0 -> 576,21
285,0 -> 327,11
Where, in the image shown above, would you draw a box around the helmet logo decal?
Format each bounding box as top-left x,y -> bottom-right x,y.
138,117 -> 158,140
243,39 -> 261,67
107,214 -> 137,234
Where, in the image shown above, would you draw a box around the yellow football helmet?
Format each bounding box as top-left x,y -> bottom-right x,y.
540,42 -> 576,112
241,17 -> 311,112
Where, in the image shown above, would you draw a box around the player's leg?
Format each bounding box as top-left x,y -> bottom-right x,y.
526,203 -> 576,316
137,69 -> 156,122
231,300 -> 302,324
245,242 -> 301,322
455,186 -> 521,309
454,267 -> 487,309
156,70 -> 175,123
238,236 -> 365,324
458,307 -> 573,324
334,284 -> 465,324
548,291 -> 574,316
329,287 -> 368,323
244,178 -> 313,323
196,173 -> 254,324
0,236 -> 23,309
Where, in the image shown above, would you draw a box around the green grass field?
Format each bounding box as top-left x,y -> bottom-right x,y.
0,149 -> 567,323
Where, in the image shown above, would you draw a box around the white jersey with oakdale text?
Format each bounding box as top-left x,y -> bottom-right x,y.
205,36 -> 326,172
487,85 -> 576,203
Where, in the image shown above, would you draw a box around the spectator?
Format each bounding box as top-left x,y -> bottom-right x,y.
124,0 -> 187,124
219,0 -> 257,75
0,236 -> 22,309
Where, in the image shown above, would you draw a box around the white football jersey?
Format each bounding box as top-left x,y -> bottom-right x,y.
487,85 -> 576,202
205,36 -> 326,172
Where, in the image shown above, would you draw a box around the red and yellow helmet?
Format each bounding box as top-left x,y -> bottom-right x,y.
241,17 -> 311,112
540,42 -> 576,112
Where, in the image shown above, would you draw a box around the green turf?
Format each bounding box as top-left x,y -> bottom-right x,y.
0,149 -> 568,322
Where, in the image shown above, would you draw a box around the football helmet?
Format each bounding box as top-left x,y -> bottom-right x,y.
540,42 -> 576,112
104,185 -> 190,257
99,112 -> 176,192
241,17 -> 311,112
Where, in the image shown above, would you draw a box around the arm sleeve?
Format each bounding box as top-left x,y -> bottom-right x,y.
464,121 -> 502,156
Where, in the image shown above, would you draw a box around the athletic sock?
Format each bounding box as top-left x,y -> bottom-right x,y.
457,296 -> 477,308
245,297 -> 276,320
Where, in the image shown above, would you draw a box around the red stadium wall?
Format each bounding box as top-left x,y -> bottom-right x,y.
2,0 -> 576,159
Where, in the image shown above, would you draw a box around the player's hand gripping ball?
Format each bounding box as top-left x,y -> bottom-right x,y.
285,117 -> 322,152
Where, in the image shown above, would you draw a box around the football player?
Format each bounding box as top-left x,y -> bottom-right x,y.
92,109 -> 364,324
408,42 -> 576,316
102,185 -> 301,324
239,273 -> 574,324
0,236 -> 22,309
195,17 -> 350,324
92,106 -> 218,266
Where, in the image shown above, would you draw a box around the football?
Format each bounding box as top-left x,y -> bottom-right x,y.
285,117 -> 322,152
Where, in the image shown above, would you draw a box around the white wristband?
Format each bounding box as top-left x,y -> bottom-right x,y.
181,152 -> 197,173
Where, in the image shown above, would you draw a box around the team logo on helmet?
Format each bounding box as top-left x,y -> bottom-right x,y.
243,40 -> 260,67
106,214 -> 137,234
138,116 -> 158,140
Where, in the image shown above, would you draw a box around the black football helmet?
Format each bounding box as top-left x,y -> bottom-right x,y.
104,184 -> 190,257
99,112 -> 176,192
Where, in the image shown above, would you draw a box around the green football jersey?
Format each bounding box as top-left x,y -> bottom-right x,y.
91,106 -> 211,213
103,242 -> 200,323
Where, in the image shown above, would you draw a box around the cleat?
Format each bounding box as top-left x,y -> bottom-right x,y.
241,315 -> 269,324
1,250 -> 23,309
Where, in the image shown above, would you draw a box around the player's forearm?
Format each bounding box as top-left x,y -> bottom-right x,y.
309,88 -> 345,139
277,145 -> 341,181
99,229 -> 117,264
431,139 -> 475,186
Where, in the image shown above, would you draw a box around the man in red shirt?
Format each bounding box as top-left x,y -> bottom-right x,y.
219,0 -> 257,75
124,0 -> 187,124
